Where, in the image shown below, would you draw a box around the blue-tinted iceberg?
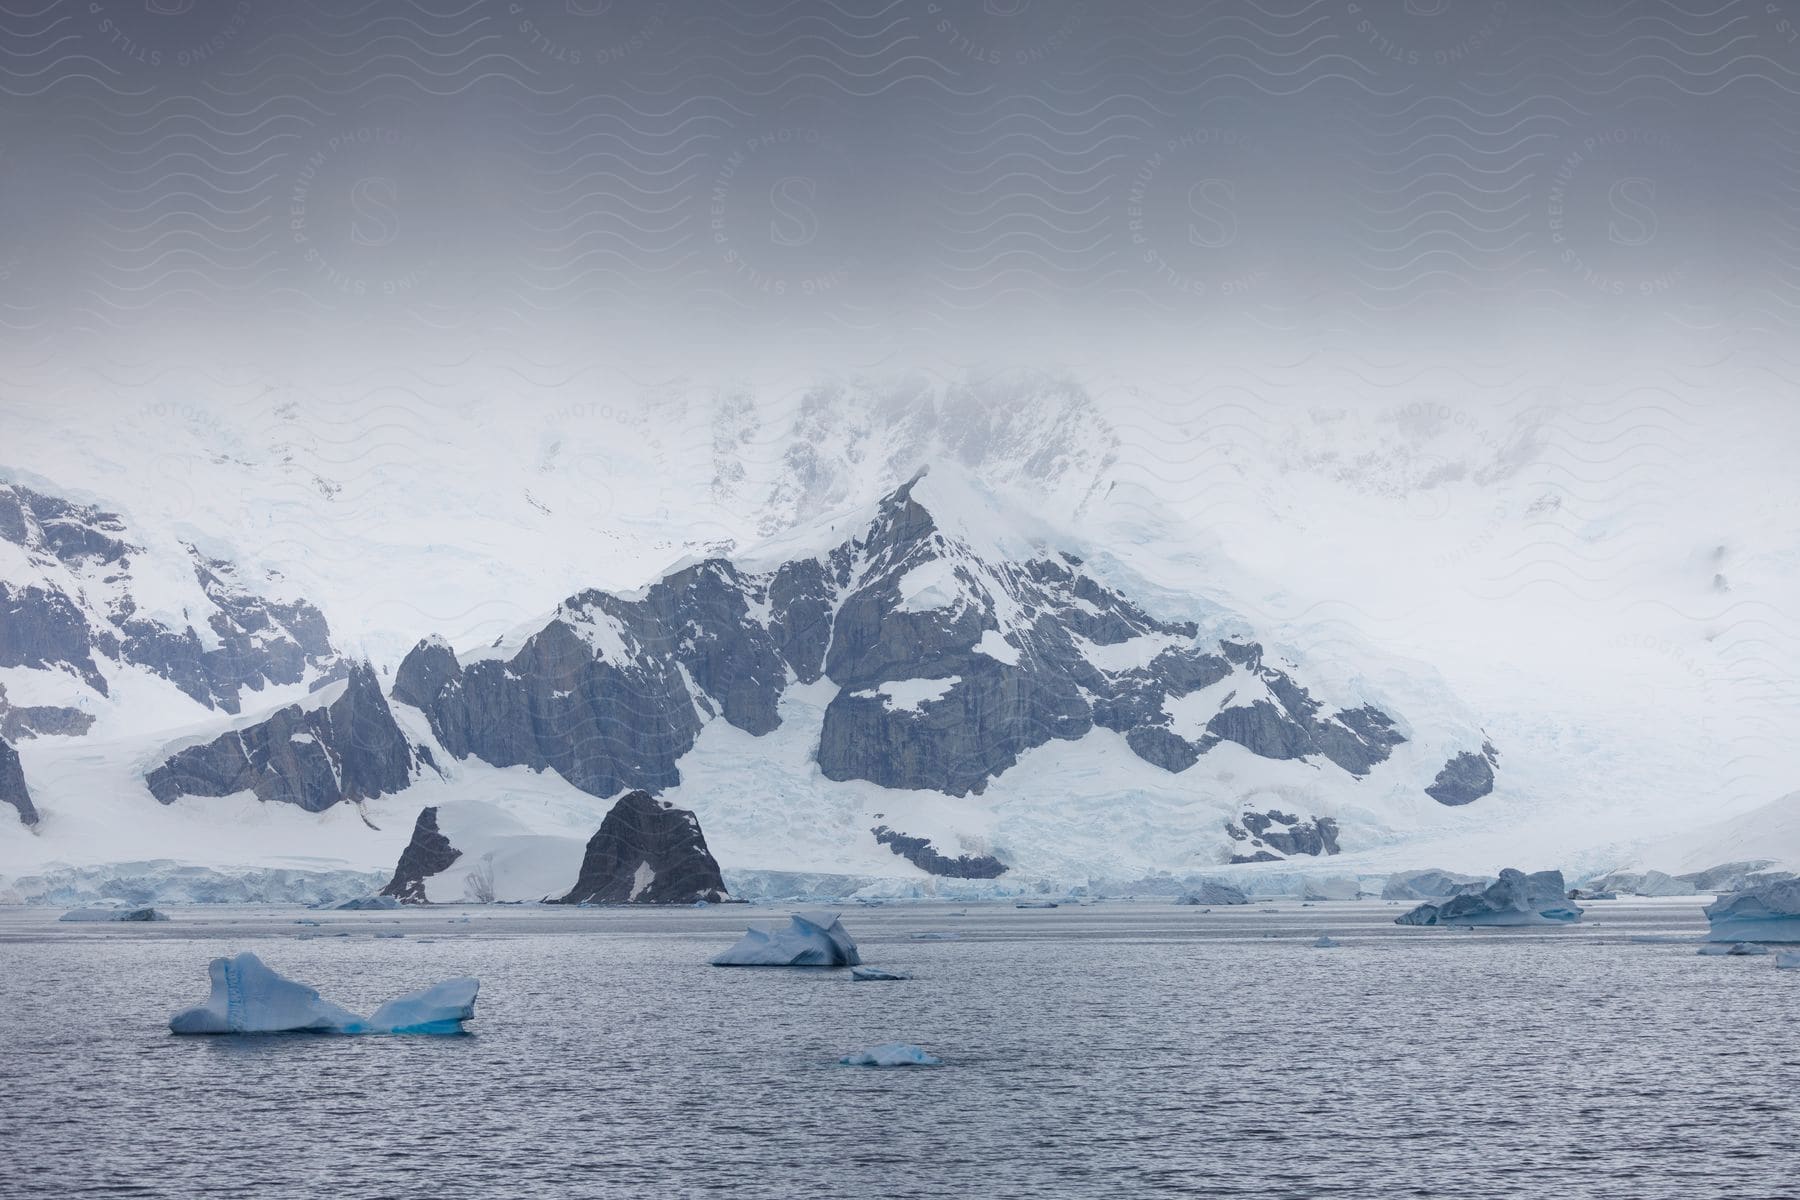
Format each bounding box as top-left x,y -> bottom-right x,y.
367,977 -> 480,1034
1776,951 -> 1800,970
850,966 -> 907,981
169,951 -> 478,1035
1704,881 -> 1800,944
840,1042 -> 940,1067
711,911 -> 861,967
1395,869 -> 1583,927
1313,934 -> 1341,948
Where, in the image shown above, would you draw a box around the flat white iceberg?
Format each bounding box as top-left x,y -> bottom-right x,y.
59,905 -> 169,923
1697,942 -> 1768,957
1395,869 -> 1583,927
1703,880 -> 1800,944
169,951 -> 478,1035
840,1042 -> 941,1067
850,966 -> 907,981
711,911 -> 861,967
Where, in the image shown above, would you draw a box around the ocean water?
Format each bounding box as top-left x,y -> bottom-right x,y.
1,899 -> 1793,1199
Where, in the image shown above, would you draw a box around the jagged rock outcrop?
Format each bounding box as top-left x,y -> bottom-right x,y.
146,663 -> 426,812
1426,741 -> 1499,806
0,481 -> 339,715
1,738 -> 37,826
381,807 -> 462,903
554,790 -> 727,905
871,825 -> 1006,878
1225,809 -> 1340,861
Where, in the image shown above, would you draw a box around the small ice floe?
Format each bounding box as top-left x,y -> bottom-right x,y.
908,931 -> 960,941
839,1043 -> 940,1067
1014,901 -> 1058,909
1703,881 -> 1800,945
334,895 -> 401,911
373,931 -> 405,939
168,951 -> 477,1035
711,911 -> 861,967
851,966 -> 907,982
1697,942 -> 1769,957
294,919 -> 320,927
1313,935 -> 1341,948
1776,951 -> 1800,970
58,904 -> 169,923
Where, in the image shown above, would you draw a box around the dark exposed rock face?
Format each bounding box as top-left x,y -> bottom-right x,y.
381,807 -> 462,903
555,790 -> 727,905
1,738 -> 37,826
1426,741 -> 1499,806
0,482 -> 339,715
1225,809 -> 1340,861
871,826 -> 1007,878
394,470 -> 1436,805
0,682 -> 94,740
146,663 -> 425,812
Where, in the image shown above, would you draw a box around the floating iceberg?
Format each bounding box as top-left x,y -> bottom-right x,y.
1569,889 -> 1618,901
850,966 -> 907,982
1704,881 -> 1800,944
1014,901 -> 1059,909
839,1042 -> 940,1067
1313,934 -> 1341,948
1697,942 -> 1768,957
1395,869 -> 1583,927
366,977 -> 481,1035
1174,881 -> 1249,906
1301,876 -> 1363,902
1380,869 -> 1493,902
58,905 -> 169,923
169,952 -> 478,1035
1777,951 -> 1800,970
333,895 -> 401,911
711,911 -> 861,967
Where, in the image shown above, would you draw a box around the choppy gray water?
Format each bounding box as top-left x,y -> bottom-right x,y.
1,899 -> 1793,1199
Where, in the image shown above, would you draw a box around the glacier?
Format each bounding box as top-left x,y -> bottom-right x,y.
711,911 -> 862,967
168,952 -> 478,1035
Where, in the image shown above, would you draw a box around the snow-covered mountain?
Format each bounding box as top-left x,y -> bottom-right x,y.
75,466 -> 1498,898
0,366 -> 1793,899
0,479 -> 341,737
